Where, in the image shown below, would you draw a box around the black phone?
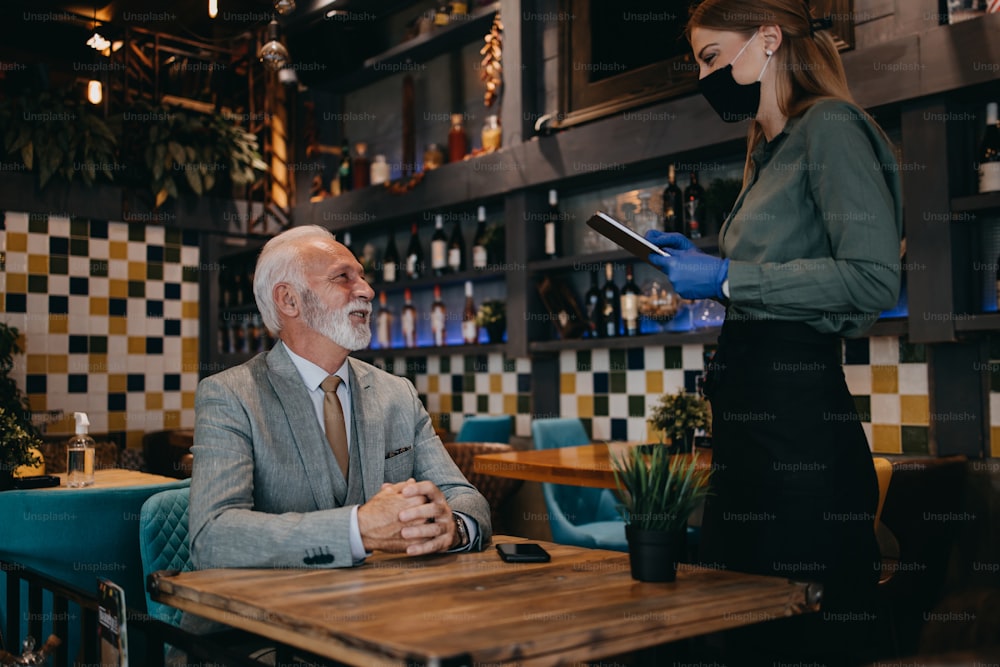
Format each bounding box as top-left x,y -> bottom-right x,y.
14,475 -> 61,489
496,543 -> 551,563
586,211 -> 671,265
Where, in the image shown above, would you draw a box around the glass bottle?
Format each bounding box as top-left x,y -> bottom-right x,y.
482,115 -> 501,152
382,232 -> 400,283
544,189 -> 560,259
430,284 -> 447,346
448,113 -> 468,163
632,191 -> 660,237
375,292 -> 394,349
683,172 -> 706,239
620,263 -> 641,336
338,138 -> 353,194
424,143 -> 445,171
472,205 -> 489,270
370,154 -> 390,185
583,269 -> 604,339
601,262 -> 621,338
405,223 -> 424,280
448,217 -> 466,273
662,164 -> 683,233
431,214 -> 448,276
352,141 -> 370,190
66,412 -> 95,488
979,102 -> 1000,193
462,281 -> 478,344
401,289 -> 417,348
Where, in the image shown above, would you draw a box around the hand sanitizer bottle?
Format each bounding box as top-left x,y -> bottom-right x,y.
66,412 -> 95,487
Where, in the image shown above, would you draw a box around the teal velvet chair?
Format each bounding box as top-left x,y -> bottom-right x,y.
456,415 -> 512,444
138,487 -> 193,627
530,418 -> 627,552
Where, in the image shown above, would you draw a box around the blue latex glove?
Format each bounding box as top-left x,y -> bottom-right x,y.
645,230 -> 730,300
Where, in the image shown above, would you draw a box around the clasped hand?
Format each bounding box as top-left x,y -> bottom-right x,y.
644,231 -> 729,301
357,478 -> 457,556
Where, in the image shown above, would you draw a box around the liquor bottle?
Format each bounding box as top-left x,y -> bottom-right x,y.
620,263 -> 641,336
447,218 -> 466,273
979,102 -> 1000,193
583,269 -> 604,339
448,113 -> 468,163
472,206 -> 489,270
375,292 -> 394,349
430,284 -> 447,346
405,222 -> 424,280
633,191 -> 660,236
431,214 -> 448,276
544,189 -> 560,259
462,281 -> 478,344
601,262 -> 621,338
338,138 -> 353,194
352,141 -> 370,190
401,289 -> 417,348
662,164 -> 683,233
683,172 -> 706,239
382,232 -> 400,283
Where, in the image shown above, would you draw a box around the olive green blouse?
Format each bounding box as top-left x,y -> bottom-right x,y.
722,98 -> 903,338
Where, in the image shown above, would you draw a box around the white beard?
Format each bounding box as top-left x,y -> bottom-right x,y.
301,290 -> 372,351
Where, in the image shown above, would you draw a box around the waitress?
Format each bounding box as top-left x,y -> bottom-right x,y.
645,0 -> 902,664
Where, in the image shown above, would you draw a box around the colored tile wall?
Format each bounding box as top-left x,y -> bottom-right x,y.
1,211 -> 201,449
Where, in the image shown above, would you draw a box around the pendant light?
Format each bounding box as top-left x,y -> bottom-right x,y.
87,80 -> 103,105
258,20 -> 290,71
209,0 -> 218,19
273,0 -> 295,15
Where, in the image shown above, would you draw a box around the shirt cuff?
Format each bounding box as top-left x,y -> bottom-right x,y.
449,512 -> 479,553
727,260 -> 763,305
349,505 -> 370,564
721,278 -> 730,298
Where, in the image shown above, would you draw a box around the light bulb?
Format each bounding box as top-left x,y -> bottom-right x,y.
87,80 -> 103,105
258,20 -> 289,71
87,32 -> 110,51
274,0 -> 295,15
209,0 -> 218,18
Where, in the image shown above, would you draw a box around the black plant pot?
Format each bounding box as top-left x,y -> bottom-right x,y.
625,525 -> 686,582
0,468 -> 14,492
485,322 -> 506,344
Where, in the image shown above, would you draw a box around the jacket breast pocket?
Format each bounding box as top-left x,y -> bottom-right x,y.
383,447 -> 414,482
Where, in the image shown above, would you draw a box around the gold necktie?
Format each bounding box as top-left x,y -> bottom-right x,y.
321,375 -> 349,480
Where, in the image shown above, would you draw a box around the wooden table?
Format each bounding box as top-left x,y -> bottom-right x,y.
472,442 -> 713,489
150,536 -> 819,667
48,468 -> 181,489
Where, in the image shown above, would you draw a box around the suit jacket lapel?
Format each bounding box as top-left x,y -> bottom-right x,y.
348,357 -> 385,502
266,342 -> 345,507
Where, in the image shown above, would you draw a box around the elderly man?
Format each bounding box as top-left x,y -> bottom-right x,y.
190,225 -> 491,570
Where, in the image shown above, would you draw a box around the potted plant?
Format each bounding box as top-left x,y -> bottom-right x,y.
0,323 -> 42,490
612,445 -> 712,582
476,300 -> 506,344
647,390 -> 711,454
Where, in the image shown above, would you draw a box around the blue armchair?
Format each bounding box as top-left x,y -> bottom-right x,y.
456,415 -> 512,444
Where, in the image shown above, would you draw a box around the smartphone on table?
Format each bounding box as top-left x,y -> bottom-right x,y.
496,542 -> 551,563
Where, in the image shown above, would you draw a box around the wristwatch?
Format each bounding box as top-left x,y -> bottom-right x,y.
452,512 -> 470,549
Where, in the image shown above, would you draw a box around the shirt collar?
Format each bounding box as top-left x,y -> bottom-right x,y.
284,345 -> 350,393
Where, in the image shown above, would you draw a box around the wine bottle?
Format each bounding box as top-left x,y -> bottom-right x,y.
430,284 -> 447,346
405,223 -> 424,280
341,231 -> 356,262
601,262 -> 621,338
462,280 -> 478,344
431,214 -> 448,276
472,206 -> 489,270
980,102 -> 1000,193
352,141 -> 370,190
338,137 -> 353,194
583,269 -> 604,339
544,189 -> 560,259
401,289 -> 417,348
633,191 -> 660,236
447,217 -> 466,273
621,263 -> 641,336
375,292 -> 393,349
382,232 -> 400,283
683,172 -> 705,239
662,164 -> 683,233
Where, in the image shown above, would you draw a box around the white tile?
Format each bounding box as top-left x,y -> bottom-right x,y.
861,422 -> 873,450
643,345 -> 664,370
662,369 -> 686,395
628,417 -> 648,442
991,393 -> 1000,427
6,212 -> 27,230
574,373 -> 593,396
48,216 -> 69,236
181,373 -> 199,393
489,393 -> 504,414
181,282 -> 200,301
502,373 -> 517,394
487,353 -> 504,373
4,251 -> 27,274
146,226 -> 165,245
164,300 -> 183,319
107,336 -> 127,356
88,315 -> 108,335
26,294 -> 47,318
609,394 -> 628,419
87,412 -> 108,434
127,242 -> 146,262
870,394 -> 901,425
590,348 -> 609,372
843,364 -> 872,396
108,259 -> 127,279
89,239 -> 109,259
163,263 -> 182,282
475,373 -> 490,393
163,393 -> 182,411
515,413 -> 531,438
869,337 -> 898,365
89,278 -> 109,298
89,374 -> 108,395
590,416 -> 611,441
897,363 -> 928,395
180,246 -> 199,267
515,357 -> 531,374
68,295 -> 88,315
626,370 -> 645,392
682,344 -> 703,369
146,281 -> 164,300
26,234 -> 47,254
49,275 -> 70,295
181,409 -> 196,429
67,257 -> 90,275
108,222 -> 129,241
560,393 -> 576,417
45,334 -> 68,355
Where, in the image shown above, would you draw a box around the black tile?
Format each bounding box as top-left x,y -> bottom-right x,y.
49,295 -> 68,314
146,300 -> 164,318
88,336 -> 107,354
576,350 -> 592,372
182,229 -> 199,246
664,346 -> 683,369
452,394 -> 463,412
128,281 -> 145,298
90,258 -> 109,277
502,356 -> 516,373
147,263 -> 165,283
49,256 -> 68,275
107,393 -> 126,411
451,375 -> 463,394
68,375 -> 88,393
516,394 -> 531,414
684,369 -> 702,393
69,238 -> 89,257
165,228 -> 182,246
593,372 -> 609,394
89,219 -> 108,239
899,337 -> 926,363
626,347 -> 645,370
147,245 -> 164,262
26,374 -> 46,394
109,298 -> 127,317
127,374 -> 145,392
27,213 -> 48,233
628,395 -> 646,418
843,338 -> 870,365
164,319 -> 181,336
181,265 -> 199,283
164,283 -> 181,300
69,335 -> 88,353
477,395 -> 489,412
146,337 -> 163,354
164,246 -> 181,264
610,349 -> 626,372
517,373 -> 531,393
593,395 -> 609,416
853,395 -> 872,423
164,374 -> 181,391
5,294 -> 26,312
901,426 -> 930,455
69,277 -> 89,295
70,217 -> 89,238
27,275 -> 48,293
610,418 -> 628,441
49,237 -> 69,256
405,356 -> 427,374
465,354 -> 488,374
610,372 -> 627,393
128,225 -> 145,242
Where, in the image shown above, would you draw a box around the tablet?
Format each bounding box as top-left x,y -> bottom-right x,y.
586,211 -> 670,265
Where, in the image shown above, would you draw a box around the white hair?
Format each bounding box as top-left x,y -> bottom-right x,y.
253,225 -> 336,335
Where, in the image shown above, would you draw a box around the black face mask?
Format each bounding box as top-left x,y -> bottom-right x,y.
697,33 -> 771,123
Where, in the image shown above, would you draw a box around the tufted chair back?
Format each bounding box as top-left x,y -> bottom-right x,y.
138,487 -> 192,627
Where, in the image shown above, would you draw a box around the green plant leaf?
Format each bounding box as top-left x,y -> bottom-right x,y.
20,141 -> 33,171
168,141 -> 186,166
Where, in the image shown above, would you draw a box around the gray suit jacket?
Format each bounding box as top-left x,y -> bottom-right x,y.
189,342 -> 492,569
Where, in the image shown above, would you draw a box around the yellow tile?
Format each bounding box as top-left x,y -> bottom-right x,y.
109,279 -> 129,298
504,395 -> 518,415
128,261 -> 146,281
560,373 -> 576,394
646,371 -> 663,395
645,423 -> 665,443
182,337 -> 199,355
109,317 -> 127,335
51,413 -> 74,434
108,412 -> 128,430
992,427 -> 1000,459
440,394 -> 452,413
577,395 -> 594,418
108,374 -> 127,392
126,432 -> 145,450
48,315 -> 68,334
90,297 -> 109,316
47,355 -> 68,374
89,354 -> 108,373
26,354 -> 46,373
128,337 -> 146,354
181,391 -> 196,409
871,424 -> 901,454
427,375 -> 439,393
27,394 -> 46,411
109,241 -> 128,260
871,365 -> 898,394
6,232 -> 27,252
28,254 -> 47,273
182,353 -> 199,371
163,411 -> 182,429
143,392 -> 162,410
490,374 -> 502,393
182,301 -> 199,319
900,395 -> 929,425
7,273 -> 26,292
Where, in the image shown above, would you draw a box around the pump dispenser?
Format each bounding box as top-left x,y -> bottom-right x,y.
66,412 -> 95,487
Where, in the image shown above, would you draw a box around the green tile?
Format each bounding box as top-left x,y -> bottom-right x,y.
383,359 -> 394,374
440,356 -> 451,373
853,395 -> 871,423
69,238 -> 89,257
147,263 -> 164,281
27,275 -> 48,293
610,349 -> 626,372
128,224 -> 145,242
664,346 -> 682,369
477,395 -> 489,412
901,426 -> 929,455
182,265 -> 200,282
70,218 -> 89,238
90,259 -> 108,278
452,394 -> 464,412
610,371 -> 627,394
516,394 -> 531,414
165,228 -> 183,246
628,395 -> 646,418
49,256 -> 68,275
503,356 -> 516,373
88,336 -> 108,354
463,373 -> 475,392
164,246 -> 181,264
594,395 -> 609,417
27,213 -> 48,233
576,350 -> 592,372
898,337 -> 926,364
580,417 -> 593,437
464,355 -> 487,374
128,281 -> 145,298
436,411 -> 452,432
